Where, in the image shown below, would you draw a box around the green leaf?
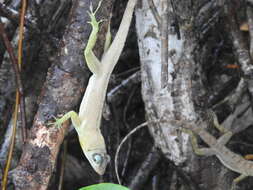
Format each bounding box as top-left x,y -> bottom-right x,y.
79,183 -> 130,190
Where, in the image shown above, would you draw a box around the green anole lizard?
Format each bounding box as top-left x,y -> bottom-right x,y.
169,114 -> 253,190
53,0 -> 137,175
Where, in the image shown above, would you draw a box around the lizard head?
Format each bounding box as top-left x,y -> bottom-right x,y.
84,149 -> 110,175
77,128 -> 110,175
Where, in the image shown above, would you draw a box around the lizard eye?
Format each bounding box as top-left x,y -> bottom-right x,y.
92,153 -> 103,165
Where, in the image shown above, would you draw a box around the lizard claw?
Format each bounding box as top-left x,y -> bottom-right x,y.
89,0 -> 102,15
47,115 -> 64,128
87,0 -> 104,28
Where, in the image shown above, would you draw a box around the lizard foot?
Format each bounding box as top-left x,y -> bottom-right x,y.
87,0 -> 105,30
47,115 -> 65,128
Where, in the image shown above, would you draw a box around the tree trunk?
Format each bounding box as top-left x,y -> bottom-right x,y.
136,0 -> 253,189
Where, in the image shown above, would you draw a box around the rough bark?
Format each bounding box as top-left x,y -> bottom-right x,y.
136,0 -> 199,163
10,0 -> 113,189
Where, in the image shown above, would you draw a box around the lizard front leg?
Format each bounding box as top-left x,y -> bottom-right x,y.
53,111 -> 81,130
231,174 -> 247,190
209,111 -> 233,146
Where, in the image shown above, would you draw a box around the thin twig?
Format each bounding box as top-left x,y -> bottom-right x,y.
115,121 -> 149,184
1,93 -> 19,190
17,0 -> 28,142
147,0 -> 161,27
0,2 -> 38,32
115,67 -> 139,78
107,71 -> 141,103
148,0 -> 170,89
247,5 -> 253,59
169,0 -> 180,39
0,21 -> 23,93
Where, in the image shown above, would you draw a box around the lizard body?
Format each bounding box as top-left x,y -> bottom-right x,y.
53,0 -> 137,175
170,117 -> 253,189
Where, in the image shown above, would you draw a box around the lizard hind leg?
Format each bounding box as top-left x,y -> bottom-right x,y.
208,110 -> 233,146
103,14 -> 112,55
208,110 -> 229,134
216,131 -> 233,146
84,0 -> 105,74
181,128 -> 215,156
